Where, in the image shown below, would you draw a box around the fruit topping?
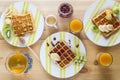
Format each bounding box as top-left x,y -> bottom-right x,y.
112,7 -> 119,17
98,24 -> 113,33
105,9 -> 113,20
50,53 -> 61,61
2,24 -> 13,40
92,26 -> 99,33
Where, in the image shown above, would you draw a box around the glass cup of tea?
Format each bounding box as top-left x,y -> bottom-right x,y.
5,51 -> 33,75
70,19 -> 83,33
45,15 -> 57,29
96,52 -> 113,67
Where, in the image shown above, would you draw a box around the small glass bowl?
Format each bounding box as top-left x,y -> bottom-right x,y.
58,2 -> 73,18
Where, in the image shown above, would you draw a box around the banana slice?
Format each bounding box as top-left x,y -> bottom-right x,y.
98,25 -> 104,32
98,24 -> 113,33
5,18 -> 12,25
106,10 -> 112,14
105,14 -> 112,20
105,10 -> 112,20
50,53 -> 61,61
106,24 -> 113,31
103,25 -> 109,32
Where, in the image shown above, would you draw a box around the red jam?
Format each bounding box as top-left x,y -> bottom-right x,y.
58,3 -> 73,18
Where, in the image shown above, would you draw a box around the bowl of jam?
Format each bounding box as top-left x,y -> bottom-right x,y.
58,3 -> 73,18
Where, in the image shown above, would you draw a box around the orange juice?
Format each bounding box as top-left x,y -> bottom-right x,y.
98,53 -> 113,66
70,19 -> 83,32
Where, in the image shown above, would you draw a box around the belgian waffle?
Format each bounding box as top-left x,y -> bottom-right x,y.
11,13 -> 34,37
92,8 -> 120,38
49,41 -> 76,68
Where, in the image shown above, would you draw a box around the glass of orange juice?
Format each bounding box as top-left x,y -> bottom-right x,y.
5,51 -> 33,75
70,19 -> 83,33
96,52 -> 113,67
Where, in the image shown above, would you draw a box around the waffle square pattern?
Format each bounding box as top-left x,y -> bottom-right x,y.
92,8 -> 120,38
11,13 -> 34,37
49,41 -> 76,68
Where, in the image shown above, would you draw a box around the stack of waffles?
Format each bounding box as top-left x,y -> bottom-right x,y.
49,41 -> 76,68
92,8 -> 120,38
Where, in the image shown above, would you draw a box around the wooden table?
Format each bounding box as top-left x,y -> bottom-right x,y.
0,0 -> 120,80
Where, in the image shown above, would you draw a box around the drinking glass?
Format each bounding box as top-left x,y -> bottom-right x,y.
96,52 -> 113,67
5,51 -> 33,75
58,2 -> 73,18
69,19 -> 83,33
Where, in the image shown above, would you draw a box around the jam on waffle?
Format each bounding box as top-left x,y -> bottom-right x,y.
92,8 -> 120,38
11,13 -> 34,37
49,41 -> 76,68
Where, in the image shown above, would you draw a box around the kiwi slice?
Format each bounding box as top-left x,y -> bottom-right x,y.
112,7 -> 119,17
2,24 -> 13,40
6,30 -> 11,38
92,26 -> 99,33
113,7 -> 119,14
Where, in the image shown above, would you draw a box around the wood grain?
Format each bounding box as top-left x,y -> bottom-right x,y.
0,0 -> 120,80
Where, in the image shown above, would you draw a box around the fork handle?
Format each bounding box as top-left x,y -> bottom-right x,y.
26,44 -> 40,61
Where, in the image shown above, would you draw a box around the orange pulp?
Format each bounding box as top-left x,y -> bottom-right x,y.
70,19 -> 83,32
99,53 -> 113,66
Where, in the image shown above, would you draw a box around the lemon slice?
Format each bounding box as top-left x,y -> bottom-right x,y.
105,14 -> 112,20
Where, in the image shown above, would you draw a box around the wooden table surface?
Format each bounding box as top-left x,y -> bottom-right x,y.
0,0 -> 120,80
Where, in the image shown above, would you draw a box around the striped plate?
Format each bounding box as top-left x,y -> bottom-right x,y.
0,2 -> 44,47
40,32 -> 86,78
83,0 -> 120,47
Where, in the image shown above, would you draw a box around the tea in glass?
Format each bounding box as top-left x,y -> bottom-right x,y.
47,16 -> 56,25
6,51 -> 32,74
